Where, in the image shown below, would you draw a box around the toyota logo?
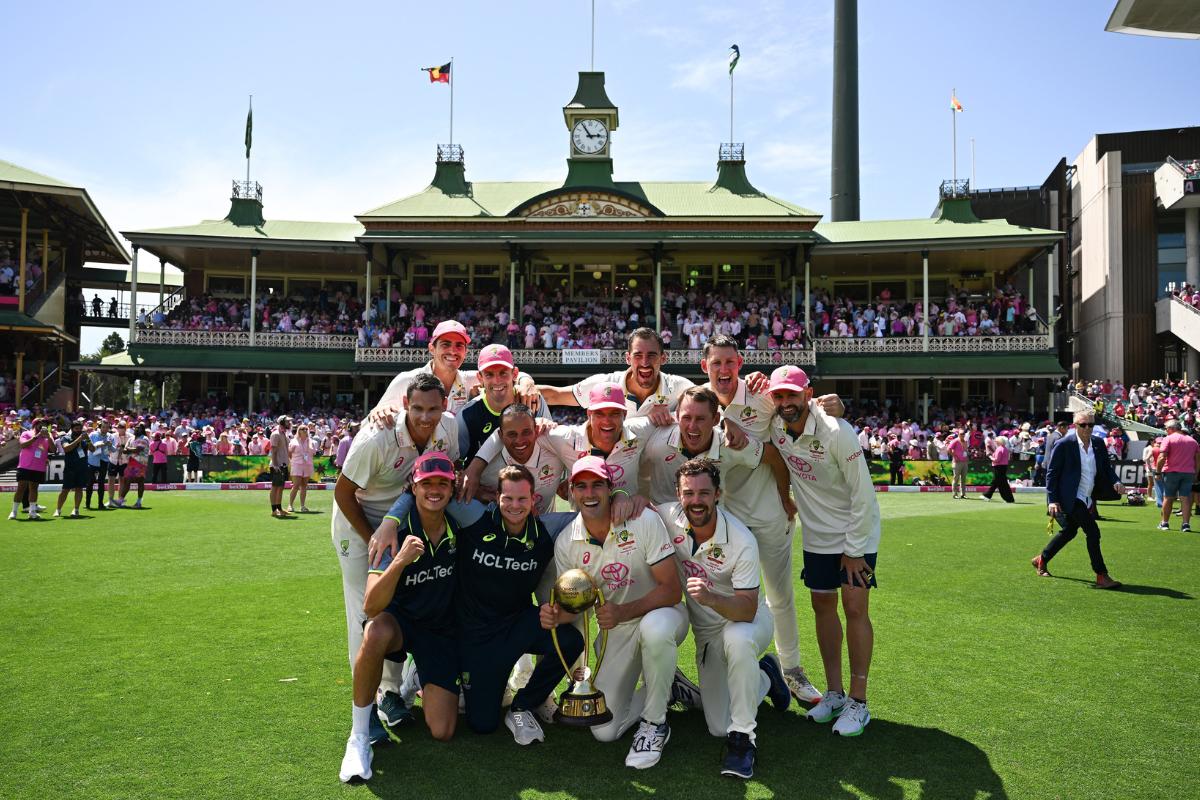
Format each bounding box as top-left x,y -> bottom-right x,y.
607,464 -> 625,482
682,560 -> 708,579
601,563 -> 629,582
788,455 -> 813,473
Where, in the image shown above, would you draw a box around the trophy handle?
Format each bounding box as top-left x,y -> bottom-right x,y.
549,586 -> 575,678
592,585 -> 609,681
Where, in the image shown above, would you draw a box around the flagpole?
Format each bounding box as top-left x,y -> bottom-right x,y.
952,87 -> 957,188
971,137 -> 976,189
730,72 -> 734,144
591,0 -> 595,71
450,57 -> 454,145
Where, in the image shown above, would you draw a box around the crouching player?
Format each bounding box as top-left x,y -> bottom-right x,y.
547,456 -> 687,769
656,458 -> 790,779
339,452 -> 462,783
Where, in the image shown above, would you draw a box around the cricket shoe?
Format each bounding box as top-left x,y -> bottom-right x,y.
805,689 -> 846,723
625,719 -> 670,769
669,668 -> 703,710
784,666 -> 823,704
338,733 -> 372,783
720,732 -> 756,779
758,654 -> 791,711
505,709 -> 545,746
832,697 -> 871,736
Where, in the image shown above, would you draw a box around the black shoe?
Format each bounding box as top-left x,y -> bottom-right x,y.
720,732 -> 756,779
758,654 -> 791,711
377,690 -> 413,728
368,704 -> 391,746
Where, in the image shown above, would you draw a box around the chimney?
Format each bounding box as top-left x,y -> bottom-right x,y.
830,0 -> 860,221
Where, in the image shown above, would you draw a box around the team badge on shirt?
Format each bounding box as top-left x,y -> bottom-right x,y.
615,529 -> 637,553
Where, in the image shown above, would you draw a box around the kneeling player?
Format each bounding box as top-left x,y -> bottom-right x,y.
340,452 -> 461,783
656,458 -> 790,779
547,456 -> 687,769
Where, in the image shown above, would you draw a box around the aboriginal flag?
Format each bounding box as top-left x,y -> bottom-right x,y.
424,62 -> 451,83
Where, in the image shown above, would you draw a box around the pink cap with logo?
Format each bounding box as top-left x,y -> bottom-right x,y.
570,455 -> 611,482
411,451 -> 456,483
431,320 -> 470,344
477,343 -> 515,371
765,365 -> 811,394
587,382 -> 630,412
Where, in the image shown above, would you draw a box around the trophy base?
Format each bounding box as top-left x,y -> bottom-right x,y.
553,690 -> 613,728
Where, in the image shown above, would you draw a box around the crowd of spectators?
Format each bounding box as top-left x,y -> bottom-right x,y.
1077,377 -> 1200,432
0,246 -> 56,299
811,284 -> 1042,339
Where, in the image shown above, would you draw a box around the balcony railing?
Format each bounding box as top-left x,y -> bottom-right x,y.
719,143 -> 745,162
940,178 -> 970,199
356,346 -> 816,367
135,329 -> 357,349
812,335 -> 1051,354
232,180 -> 263,201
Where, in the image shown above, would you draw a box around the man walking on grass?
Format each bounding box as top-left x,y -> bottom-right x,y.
1155,419 -> 1200,532
1032,410 -> 1124,589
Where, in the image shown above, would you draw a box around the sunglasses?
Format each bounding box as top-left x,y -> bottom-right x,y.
414,457 -> 455,478
1076,423 -> 1094,428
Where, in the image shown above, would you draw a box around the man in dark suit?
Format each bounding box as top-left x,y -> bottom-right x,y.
1032,410 -> 1124,589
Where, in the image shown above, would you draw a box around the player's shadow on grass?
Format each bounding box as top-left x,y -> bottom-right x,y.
1050,575 -> 1193,599
365,712 -> 1007,799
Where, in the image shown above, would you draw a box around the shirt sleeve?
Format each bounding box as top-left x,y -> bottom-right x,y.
639,511 -> 676,566
474,429 -> 504,465
731,535 -> 761,591
443,414 -> 461,464
725,435 -> 764,469
833,420 -> 877,558
571,377 -> 602,407
341,430 -> 382,490
367,545 -> 395,575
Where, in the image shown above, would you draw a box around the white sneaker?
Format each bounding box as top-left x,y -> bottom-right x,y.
28,511 -> 40,520
338,733 -> 373,783
533,694 -> 558,725
505,709 -> 545,746
70,511 -> 81,518
784,666 -> 823,704
832,697 -> 871,736
32,504 -> 45,512
625,718 -> 670,769
398,659 -> 420,705
53,509 -> 61,517
7,511 -> 16,520
805,690 -> 846,723
980,495 -> 991,502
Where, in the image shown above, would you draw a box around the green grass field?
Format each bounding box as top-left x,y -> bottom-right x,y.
2,490 -> 1197,799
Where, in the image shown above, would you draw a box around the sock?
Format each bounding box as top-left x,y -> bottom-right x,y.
12,502 -> 19,514
850,696 -> 867,705
352,703 -> 373,737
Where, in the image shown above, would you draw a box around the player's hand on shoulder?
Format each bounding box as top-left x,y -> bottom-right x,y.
534,418 -> 557,437
648,404 -> 673,427
610,493 -> 652,524
515,376 -> 542,412
367,405 -> 400,430
744,371 -> 769,394
369,519 -> 401,568
723,419 -> 749,450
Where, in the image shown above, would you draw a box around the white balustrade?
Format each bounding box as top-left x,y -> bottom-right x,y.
354,346 -> 815,366
135,329 -> 357,349
812,335 -> 1051,354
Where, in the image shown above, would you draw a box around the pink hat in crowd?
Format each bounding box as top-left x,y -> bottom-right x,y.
765,365 -> 811,394
586,382 -> 630,413
477,343 -> 515,371
431,320 -> 470,344
411,451 -> 456,483
570,455 -> 611,482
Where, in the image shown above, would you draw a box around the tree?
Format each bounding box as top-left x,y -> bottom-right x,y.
81,333 -> 132,410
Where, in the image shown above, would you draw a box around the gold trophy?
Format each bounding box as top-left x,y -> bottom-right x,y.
550,568 -> 612,726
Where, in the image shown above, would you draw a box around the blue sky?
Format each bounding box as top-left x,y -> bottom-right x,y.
5,0 -> 1198,351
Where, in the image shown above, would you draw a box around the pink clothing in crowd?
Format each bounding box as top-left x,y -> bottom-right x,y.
150,439 -> 170,464
946,437 -> 968,463
1159,431 -> 1199,474
18,430 -> 51,471
289,436 -> 315,478
990,444 -> 1010,467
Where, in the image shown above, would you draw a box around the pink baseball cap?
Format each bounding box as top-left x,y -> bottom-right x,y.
431,320 -> 470,344
411,451 -> 456,483
570,455 -> 611,482
765,365 -> 811,394
587,382 -> 630,413
477,343 -> 515,371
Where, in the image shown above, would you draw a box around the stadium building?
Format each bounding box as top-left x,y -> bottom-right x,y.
75,70 -> 1066,418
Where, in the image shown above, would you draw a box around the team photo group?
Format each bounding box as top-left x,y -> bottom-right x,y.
330,322 -> 880,783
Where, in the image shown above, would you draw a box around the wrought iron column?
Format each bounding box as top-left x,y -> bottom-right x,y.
804,255 -> 811,340
159,257 -> 165,307
130,246 -> 139,343
250,250 -> 258,347
18,208 -> 28,313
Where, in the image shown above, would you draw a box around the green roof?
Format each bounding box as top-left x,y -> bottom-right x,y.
361,180 -> 818,219
125,218 -> 363,244
84,346 -> 357,374
0,310 -> 56,330
814,217 -> 1062,249
815,353 -> 1065,379
0,159 -> 73,189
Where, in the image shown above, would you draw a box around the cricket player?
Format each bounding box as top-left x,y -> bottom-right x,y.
340,452 -> 463,783
475,404 -> 567,515
457,343 -> 549,462
333,373 -> 459,738
546,456 -> 687,768
536,328 -> 695,424
765,365 -> 880,737
655,457 -> 791,779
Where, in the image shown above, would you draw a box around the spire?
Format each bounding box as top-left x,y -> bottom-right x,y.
431,145 -> 470,195
711,144 -> 760,195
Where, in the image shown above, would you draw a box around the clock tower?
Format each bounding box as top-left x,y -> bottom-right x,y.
563,71 -> 618,188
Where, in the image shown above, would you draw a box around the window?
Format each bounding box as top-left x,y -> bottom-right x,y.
1158,223 -> 1187,295
208,275 -> 245,295
834,281 -> 869,302
967,379 -> 990,400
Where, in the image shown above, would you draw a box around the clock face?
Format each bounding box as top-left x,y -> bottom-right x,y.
572,118 -> 609,155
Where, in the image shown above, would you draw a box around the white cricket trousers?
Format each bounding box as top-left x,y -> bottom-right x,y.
694,605 -> 773,744
590,604 -> 689,742
331,506 -> 400,689
750,517 -> 801,669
